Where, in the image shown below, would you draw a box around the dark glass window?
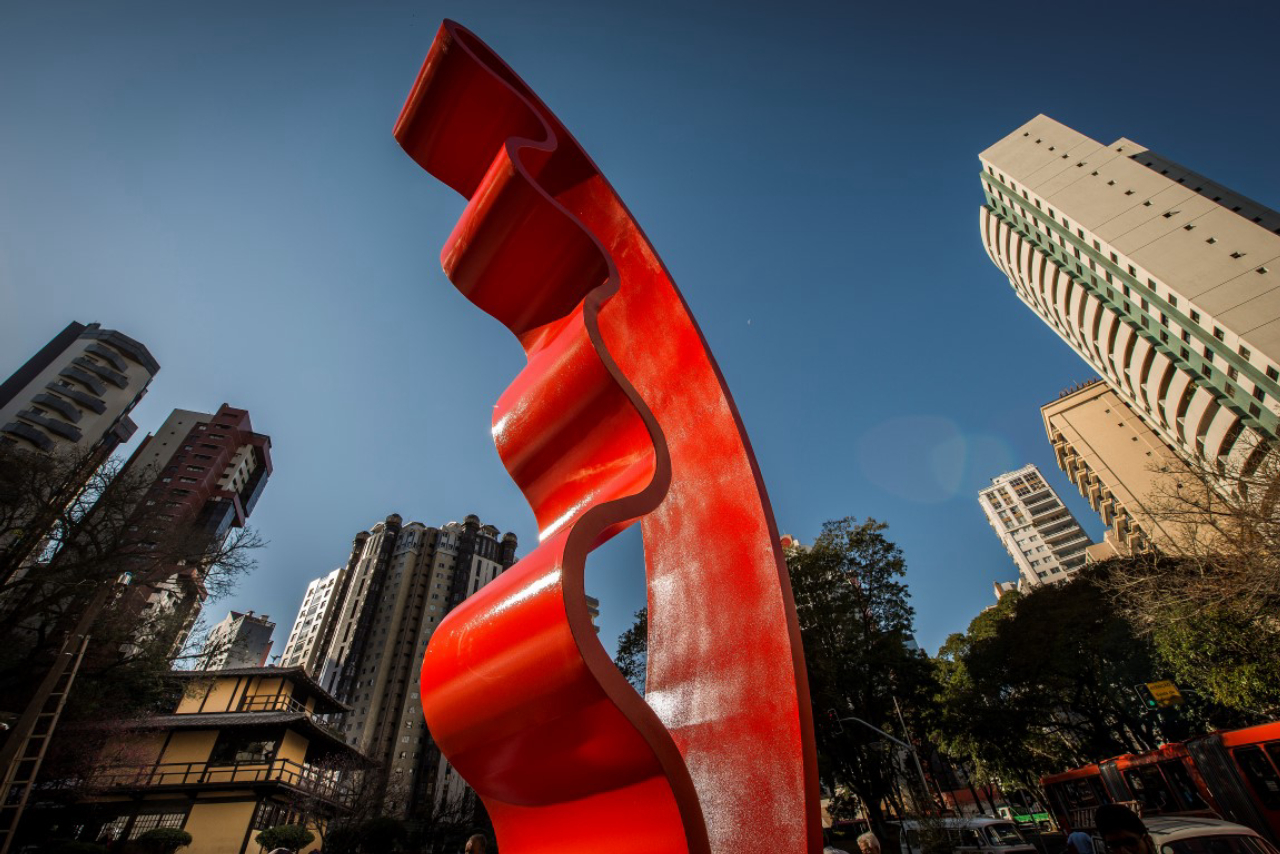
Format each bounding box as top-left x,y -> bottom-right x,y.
1234,747 -> 1280,810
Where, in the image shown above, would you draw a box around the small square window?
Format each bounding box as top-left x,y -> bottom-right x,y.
1250,403 -> 1262,418
1268,367 -> 1279,382
1181,330 -> 1191,343
1240,346 -> 1252,360
1169,295 -> 1178,308
1254,386 -> 1266,402
1214,327 -> 1225,341
1228,366 -> 1238,380
1191,310 -> 1201,323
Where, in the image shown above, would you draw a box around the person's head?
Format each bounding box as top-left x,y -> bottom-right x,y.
857,831 -> 882,854
465,834 -> 487,854
1096,803 -> 1152,854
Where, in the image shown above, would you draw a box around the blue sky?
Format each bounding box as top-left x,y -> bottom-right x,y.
2,1 -> 1278,658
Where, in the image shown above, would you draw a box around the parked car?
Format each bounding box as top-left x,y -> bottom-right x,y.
892,817 -> 1037,854
1101,816 -> 1280,854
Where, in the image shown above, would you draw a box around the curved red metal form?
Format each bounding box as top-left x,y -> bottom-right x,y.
396,21 -> 820,854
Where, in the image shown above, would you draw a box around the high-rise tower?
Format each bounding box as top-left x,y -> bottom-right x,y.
0,321 -> 158,459
285,513 -> 517,821
978,464 -> 1093,590
117,404 -> 272,650
979,116 -> 1280,473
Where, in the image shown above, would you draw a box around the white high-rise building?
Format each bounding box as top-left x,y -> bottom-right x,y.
979,116 -> 1280,474
199,610 -> 275,669
978,464 -> 1093,591
278,567 -> 345,673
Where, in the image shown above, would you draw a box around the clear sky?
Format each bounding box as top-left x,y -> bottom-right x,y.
2,1 -> 1278,659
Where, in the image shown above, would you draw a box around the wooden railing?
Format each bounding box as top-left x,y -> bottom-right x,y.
96,759 -> 353,806
236,694 -> 309,715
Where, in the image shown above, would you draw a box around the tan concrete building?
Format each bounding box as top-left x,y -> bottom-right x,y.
979,116 -> 1280,474
978,464 -> 1093,591
0,321 -> 157,459
1042,379 -> 1203,558
286,513 -> 517,823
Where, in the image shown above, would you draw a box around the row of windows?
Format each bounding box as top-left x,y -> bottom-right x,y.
985,170 -> 1278,393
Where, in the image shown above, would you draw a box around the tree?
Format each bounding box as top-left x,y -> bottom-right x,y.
931,569 -> 1197,792
255,824 -> 315,852
1091,439 -> 1280,719
610,517 -> 936,828
786,518 -> 937,829
0,443 -> 264,829
614,606 -> 647,693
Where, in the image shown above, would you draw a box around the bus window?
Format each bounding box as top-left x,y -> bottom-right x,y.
1233,747 -> 1280,811
1124,766 -> 1176,813
1160,760 -> 1207,810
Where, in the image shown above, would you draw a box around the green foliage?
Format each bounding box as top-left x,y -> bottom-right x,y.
788,518 -> 937,824
931,570 -> 1202,789
614,607 -> 647,693
255,824 -> 315,851
136,827 -> 193,853
1149,604 -> 1280,718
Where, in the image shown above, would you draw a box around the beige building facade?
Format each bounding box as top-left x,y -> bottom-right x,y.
979,116 -> 1280,474
1043,379 -> 1199,558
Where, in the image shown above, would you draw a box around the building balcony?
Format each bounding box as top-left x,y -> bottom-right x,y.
95,758 -> 353,807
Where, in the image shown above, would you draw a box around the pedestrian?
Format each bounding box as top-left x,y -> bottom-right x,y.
464,834 -> 488,854
1095,803 -> 1154,854
857,831 -> 883,854
1066,829 -> 1095,854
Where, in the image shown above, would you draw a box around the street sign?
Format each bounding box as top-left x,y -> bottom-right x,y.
1146,680 -> 1184,707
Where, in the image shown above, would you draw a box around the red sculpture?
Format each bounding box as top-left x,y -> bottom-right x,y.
397,21 -> 820,854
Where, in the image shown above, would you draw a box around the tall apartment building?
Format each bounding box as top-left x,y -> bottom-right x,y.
199,609 -> 275,669
0,321 -> 158,459
0,322 -> 159,577
285,513 -> 517,821
1043,379 -> 1202,559
117,404 -> 272,651
979,116 -> 1280,473
978,464 -> 1093,591
278,567 -> 345,673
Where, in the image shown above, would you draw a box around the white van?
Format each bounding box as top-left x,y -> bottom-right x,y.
892,817 -> 1039,854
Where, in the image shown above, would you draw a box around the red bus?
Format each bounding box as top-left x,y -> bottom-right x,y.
1042,722 -> 1280,844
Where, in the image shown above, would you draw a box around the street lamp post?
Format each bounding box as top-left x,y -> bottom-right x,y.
831,711 -> 934,815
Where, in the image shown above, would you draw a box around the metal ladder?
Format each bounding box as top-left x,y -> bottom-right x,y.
0,631 -> 91,854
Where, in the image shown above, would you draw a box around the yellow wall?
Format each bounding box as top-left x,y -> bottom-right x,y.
277,729 -> 309,765
183,801 -> 255,854
161,731 -> 218,765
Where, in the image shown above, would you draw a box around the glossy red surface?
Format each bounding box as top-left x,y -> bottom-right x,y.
396,21 -> 820,854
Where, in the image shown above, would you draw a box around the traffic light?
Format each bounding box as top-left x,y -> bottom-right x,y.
1134,683 -> 1160,709
825,709 -> 844,734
